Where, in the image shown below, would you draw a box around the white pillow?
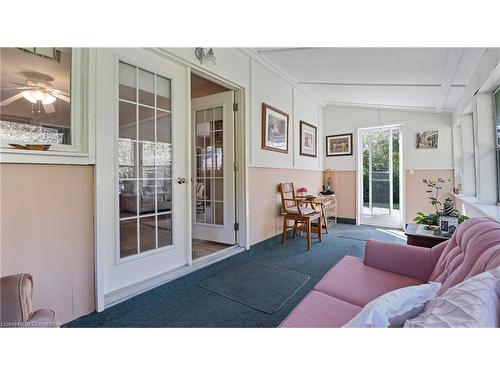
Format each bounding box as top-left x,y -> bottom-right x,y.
404,267 -> 500,328
343,282 -> 442,328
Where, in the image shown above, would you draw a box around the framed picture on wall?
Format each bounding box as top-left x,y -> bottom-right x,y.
261,103 -> 289,153
326,133 -> 353,156
299,121 -> 317,157
416,130 -> 438,149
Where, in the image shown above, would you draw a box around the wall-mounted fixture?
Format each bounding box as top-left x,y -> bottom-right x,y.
195,48 -> 216,66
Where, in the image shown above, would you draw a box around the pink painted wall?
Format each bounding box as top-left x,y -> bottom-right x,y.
326,168 -> 455,224
405,169 -> 454,223
331,171 -> 357,220
0,164 -> 95,324
248,167 -> 323,245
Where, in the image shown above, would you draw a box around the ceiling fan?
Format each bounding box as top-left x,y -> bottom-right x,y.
0,79 -> 70,113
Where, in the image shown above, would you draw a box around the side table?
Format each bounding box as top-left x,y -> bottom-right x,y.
404,223 -> 450,248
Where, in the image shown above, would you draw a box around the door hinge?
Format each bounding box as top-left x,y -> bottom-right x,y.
233,162 -> 240,172
233,102 -> 238,112
234,222 -> 239,231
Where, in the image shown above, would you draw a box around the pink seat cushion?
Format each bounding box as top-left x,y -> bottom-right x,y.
430,217 -> 500,292
314,256 -> 423,307
279,290 -> 362,328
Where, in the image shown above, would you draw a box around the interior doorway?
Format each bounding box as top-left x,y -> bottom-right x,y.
358,125 -> 404,228
190,73 -> 237,261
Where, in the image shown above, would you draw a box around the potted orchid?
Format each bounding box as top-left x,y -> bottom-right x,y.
296,186 -> 308,197
413,177 -> 468,229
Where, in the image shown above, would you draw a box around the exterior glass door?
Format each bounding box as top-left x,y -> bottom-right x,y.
360,126 -> 402,227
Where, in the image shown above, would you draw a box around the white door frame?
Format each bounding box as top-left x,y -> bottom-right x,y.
95,48 -> 190,311
187,67 -> 248,251
191,91 -> 236,245
94,49 -> 249,311
356,123 -> 405,229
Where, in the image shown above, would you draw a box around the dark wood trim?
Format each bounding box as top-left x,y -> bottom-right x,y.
336,217 -> 356,225
261,103 -> 289,154
299,120 -> 317,158
325,133 -> 353,157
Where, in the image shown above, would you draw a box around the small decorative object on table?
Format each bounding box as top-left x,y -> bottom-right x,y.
439,216 -> 458,236
443,198 -> 454,216
296,186 -> 308,197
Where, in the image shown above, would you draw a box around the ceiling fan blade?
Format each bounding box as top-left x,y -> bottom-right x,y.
0,86 -> 31,91
0,92 -> 24,106
51,92 -> 70,102
43,103 -> 56,113
50,88 -> 70,96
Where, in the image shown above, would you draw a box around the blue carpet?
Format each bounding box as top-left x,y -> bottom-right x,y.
64,224 -> 405,328
338,227 -> 406,242
199,260 -> 310,313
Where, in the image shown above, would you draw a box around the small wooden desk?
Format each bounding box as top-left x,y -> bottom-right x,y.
297,195 -> 337,233
405,224 -> 450,248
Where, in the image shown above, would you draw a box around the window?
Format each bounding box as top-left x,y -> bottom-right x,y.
117,61 -> 173,258
494,86 -> 500,203
0,48 -> 72,145
472,105 -> 479,197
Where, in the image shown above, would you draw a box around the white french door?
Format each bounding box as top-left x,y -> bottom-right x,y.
95,48 -> 190,309
191,91 -> 236,245
358,125 -> 403,228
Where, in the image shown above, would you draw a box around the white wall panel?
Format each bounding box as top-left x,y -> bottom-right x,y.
250,60 -> 294,167
323,105 -> 453,171
293,88 -> 321,170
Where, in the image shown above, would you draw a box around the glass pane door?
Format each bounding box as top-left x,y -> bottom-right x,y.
194,106 -> 224,226
371,129 -> 390,215
191,91 -> 235,245
360,127 -> 401,228
118,61 -> 173,258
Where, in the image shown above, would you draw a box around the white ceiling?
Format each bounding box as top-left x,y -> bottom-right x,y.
255,48 -> 486,113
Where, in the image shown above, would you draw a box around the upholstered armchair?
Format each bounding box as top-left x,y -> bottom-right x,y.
0,273 -> 57,328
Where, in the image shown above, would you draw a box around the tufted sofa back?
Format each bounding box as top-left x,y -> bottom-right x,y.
429,217 -> 500,291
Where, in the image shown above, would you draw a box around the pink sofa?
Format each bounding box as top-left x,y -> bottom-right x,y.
280,217 -> 500,327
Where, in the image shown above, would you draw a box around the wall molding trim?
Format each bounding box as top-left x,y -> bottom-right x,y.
325,101 -> 454,114
405,167 -> 454,171
248,164 -> 324,172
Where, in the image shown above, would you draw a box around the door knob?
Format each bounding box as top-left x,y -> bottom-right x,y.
176,177 -> 187,184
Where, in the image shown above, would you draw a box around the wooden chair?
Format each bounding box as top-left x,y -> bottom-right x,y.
279,182 -> 322,250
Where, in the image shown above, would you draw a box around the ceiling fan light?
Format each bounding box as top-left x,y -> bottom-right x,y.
32,90 -> 45,101
21,90 -> 56,105
21,90 -> 38,103
42,94 -> 56,105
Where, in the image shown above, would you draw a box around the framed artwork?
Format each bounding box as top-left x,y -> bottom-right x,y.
439,216 -> 458,235
261,103 -> 289,153
299,121 -> 317,157
326,133 -> 353,157
416,130 -> 438,149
